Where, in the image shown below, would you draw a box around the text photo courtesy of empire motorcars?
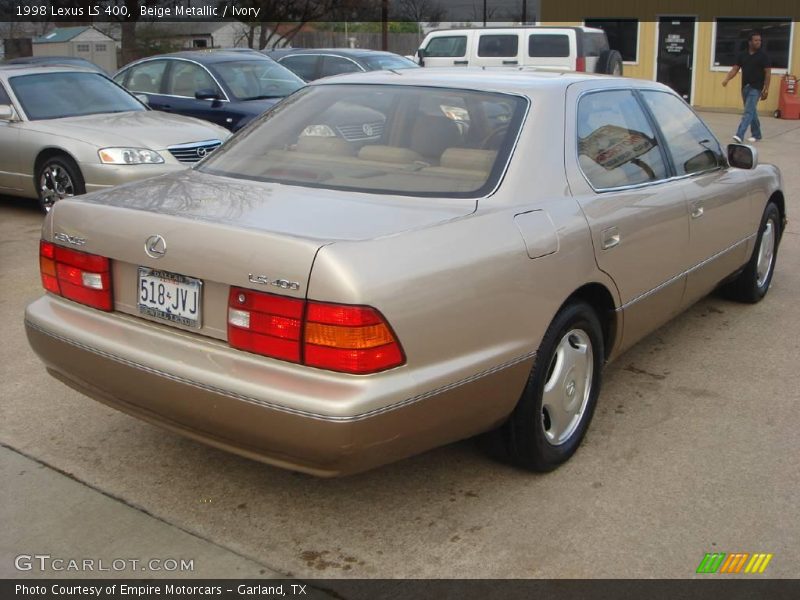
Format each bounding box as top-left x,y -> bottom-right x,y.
1,0 -> 799,598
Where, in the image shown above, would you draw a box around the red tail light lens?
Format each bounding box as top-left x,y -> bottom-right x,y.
576,56 -> 586,72
304,302 -> 404,374
227,287 -> 405,374
39,241 -> 113,311
227,288 -> 304,362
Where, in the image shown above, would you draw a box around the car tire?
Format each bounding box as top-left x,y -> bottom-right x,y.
596,49 -> 623,76
493,301 -> 604,472
773,109 -> 781,119
36,154 -> 85,213
721,202 -> 782,303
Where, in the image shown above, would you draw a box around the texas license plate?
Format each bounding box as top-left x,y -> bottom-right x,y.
137,267 -> 202,328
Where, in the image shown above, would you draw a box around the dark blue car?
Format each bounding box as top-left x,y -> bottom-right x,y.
113,51 -> 305,131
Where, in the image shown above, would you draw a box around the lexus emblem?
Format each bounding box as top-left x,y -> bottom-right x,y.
144,235 -> 167,259
196,147 -> 207,158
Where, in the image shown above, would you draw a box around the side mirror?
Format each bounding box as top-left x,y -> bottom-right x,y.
195,89 -> 221,100
134,93 -> 149,105
727,143 -> 758,169
416,48 -> 426,66
0,104 -> 17,121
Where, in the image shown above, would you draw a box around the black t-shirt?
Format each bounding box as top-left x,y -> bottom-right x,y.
736,49 -> 770,90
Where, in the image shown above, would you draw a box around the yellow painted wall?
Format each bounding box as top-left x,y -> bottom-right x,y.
542,1 -> 799,111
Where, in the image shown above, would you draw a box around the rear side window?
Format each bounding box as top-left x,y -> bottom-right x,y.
125,60 -> 168,93
577,90 -> 668,190
528,34 -> 570,57
320,56 -> 362,78
641,91 -> 723,176
425,36 -> 467,58
280,55 -> 320,81
478,35 -> 519,57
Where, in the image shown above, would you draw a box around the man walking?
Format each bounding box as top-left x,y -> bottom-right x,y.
722,32 -> 771,143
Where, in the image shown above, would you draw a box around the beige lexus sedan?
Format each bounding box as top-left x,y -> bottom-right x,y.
0,65 -> 230,212
25,69 -> 785,476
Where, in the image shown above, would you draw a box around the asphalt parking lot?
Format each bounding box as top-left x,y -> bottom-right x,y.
1,111 -> 799,580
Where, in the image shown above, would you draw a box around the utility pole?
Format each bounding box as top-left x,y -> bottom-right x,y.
381,0 -> 388,50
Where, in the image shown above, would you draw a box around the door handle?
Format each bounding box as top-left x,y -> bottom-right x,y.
502,60 -> 518,65
601,227 -> 620,250
691,204 -> 704,219
454,60 -> 468,65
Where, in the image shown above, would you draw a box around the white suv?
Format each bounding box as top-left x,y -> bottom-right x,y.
417,26 -> 623,75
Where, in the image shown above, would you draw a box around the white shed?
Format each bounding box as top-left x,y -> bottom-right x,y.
33,27 -> 117,73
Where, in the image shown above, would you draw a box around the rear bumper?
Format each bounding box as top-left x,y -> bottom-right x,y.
24,296 -> 531,476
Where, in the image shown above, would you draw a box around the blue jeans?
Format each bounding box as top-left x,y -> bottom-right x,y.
736,85 -> 762,140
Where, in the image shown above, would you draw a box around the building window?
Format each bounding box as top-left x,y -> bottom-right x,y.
94,44 -> 106,52
193,39 -> 208,48
76,44 -> 90,53
713,18 -> 791,69
584,19 -> 639,63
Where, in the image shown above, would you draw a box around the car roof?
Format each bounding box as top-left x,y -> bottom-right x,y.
309,67 -> 664,95
0,64 -> 104,78
269,48 -> 403,58
130,50 -> 277,65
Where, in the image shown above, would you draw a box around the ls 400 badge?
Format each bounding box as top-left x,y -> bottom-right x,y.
248,274 -> 301,291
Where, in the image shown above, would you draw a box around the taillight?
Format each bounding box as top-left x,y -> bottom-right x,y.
228,287 -> 405,374
40,241 -> 113,311
227,288 -> 304,363
576,57 -> 586,72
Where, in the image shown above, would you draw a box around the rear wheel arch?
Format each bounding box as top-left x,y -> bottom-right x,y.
561,283 -> 618,361
769,190 -> 786,236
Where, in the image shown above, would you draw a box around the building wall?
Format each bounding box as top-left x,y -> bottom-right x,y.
542,0 -> 799,112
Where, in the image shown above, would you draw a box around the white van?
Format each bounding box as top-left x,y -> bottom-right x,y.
416,27 -> 623,75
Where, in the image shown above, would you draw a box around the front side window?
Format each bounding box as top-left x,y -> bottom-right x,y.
424,36 -> 467,58
125,60 -> 168,93
585,19 -> 638,62
200,84 -> 528,198
528,34 -> 570,58
167,61 -> 218,97
211,60 -> 304,100
478,35 -> 519,58
641,91 -> 723,176
0,83 -> 11,104
10,72 -> 145,120
714,18 -> 791,69
577,90 -> 668,189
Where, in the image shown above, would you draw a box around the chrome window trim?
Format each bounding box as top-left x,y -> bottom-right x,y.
573,86 -> 726,194
280,53 -> 365,69
120,57 -> 231,102
616,233 -> 756,311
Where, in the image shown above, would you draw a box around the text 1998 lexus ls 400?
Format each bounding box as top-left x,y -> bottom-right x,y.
25,69 -> 785,476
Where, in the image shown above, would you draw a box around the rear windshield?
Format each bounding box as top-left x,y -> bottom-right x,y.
10,72 -> 144,120
200,84 -> 527,198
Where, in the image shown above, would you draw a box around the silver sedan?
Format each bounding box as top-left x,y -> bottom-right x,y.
0,65 -> 230,211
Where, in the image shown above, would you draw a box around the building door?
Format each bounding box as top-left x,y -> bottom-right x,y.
656,17 -> 695,101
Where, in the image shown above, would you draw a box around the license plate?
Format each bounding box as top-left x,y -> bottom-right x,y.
137,267 -> 202,328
